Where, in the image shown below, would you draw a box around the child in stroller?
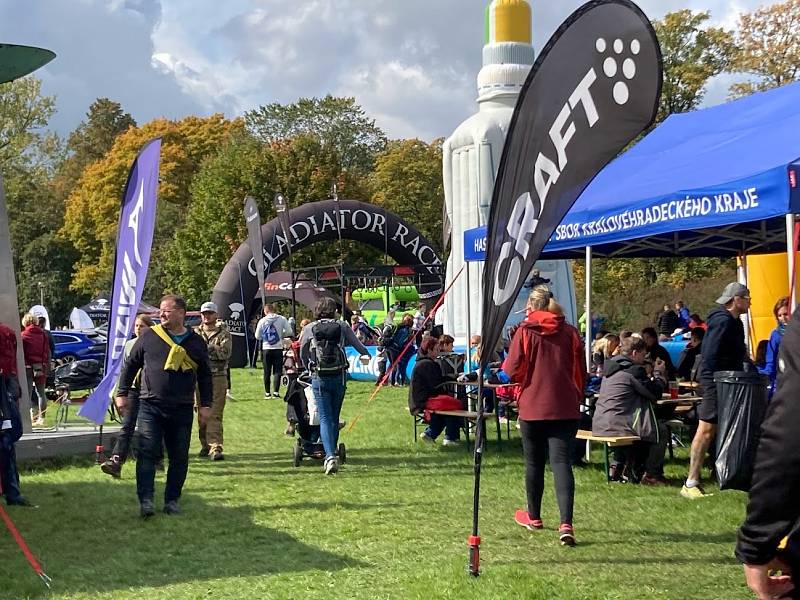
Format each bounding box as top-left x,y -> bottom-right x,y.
284,370 -> 347,467
282,337 -> 347,466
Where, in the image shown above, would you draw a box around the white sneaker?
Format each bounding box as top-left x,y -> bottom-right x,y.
272,392 -> 281,398
419,432 -> 435,444
442,438 -> 460,447
324,456 -> 339,475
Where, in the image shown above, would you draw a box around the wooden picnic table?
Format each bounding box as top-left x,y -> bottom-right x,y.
657,394 -> 702,405
449,380 -> 520,448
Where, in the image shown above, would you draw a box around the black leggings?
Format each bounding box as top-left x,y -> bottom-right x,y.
520,419 -> 578,525
262,349 -> 283,394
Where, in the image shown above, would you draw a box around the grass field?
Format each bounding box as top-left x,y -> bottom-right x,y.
1,369 -> 753,599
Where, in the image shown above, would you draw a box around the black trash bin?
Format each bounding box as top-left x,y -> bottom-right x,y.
713,370 -> 769,491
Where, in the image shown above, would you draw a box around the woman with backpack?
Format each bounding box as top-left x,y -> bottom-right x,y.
299,298 -> 370,475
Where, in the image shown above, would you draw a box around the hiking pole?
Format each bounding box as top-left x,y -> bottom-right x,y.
346,266 -> 464,433
468,372 -> 485,577
0,479 -> 51,588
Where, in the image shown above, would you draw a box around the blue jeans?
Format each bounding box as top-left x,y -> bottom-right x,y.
136,400 -> 193,504
311,375 -> 346,459
424,413 -> 462,442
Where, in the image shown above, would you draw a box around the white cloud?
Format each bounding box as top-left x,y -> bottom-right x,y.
0,0 -> 771,141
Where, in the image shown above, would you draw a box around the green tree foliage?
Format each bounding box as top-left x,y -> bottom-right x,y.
0,75 -> 80,321
0,76 -> 56,168
653,10 -> 735,122
729,0 -> 800,98
245,96 -> 387,172
166,133 -> 375,305
574,257 -> 736,332
61,114 -> 241,299
369,138 -> 444,256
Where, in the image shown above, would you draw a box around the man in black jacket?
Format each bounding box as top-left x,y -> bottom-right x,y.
681,282 -> 752,499
116,295 -> 212,517
736,306 -> 800,599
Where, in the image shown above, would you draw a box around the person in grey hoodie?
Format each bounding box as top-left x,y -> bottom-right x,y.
593,336 -> 667,484
255,304 -> 294,399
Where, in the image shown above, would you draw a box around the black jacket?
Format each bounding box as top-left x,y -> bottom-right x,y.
117,327 -> 212,407
736,307 -> 800,565
699,307 -> 751,384
408,356 -> 454,414
657,310 -> 681,336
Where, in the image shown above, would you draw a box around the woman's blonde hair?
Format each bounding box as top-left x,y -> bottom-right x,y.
527,285 -> 552,311
21,313 -> 38,327
547,298 -> 564,316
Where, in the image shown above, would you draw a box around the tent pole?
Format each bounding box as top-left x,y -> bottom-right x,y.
465,262 -> 473,412
737,254 -> 752,354
787,214 -> 797,311
585,246 -> 592,372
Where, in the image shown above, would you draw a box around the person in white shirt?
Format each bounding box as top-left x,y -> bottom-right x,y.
254,304 -> 293,399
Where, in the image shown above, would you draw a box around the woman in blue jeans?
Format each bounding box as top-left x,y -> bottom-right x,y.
299,298 -> 370,475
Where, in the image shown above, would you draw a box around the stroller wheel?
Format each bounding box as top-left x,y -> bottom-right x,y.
338,443 -> 346,465
292,442 -> 302,467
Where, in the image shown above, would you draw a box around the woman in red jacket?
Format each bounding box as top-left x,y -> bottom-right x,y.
504,286 -> 584,546
21,313 -> 50,426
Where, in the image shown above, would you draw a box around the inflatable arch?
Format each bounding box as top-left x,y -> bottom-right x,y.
210,199 -> 444,367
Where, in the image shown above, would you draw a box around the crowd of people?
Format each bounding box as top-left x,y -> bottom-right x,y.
1,282 -> 798,597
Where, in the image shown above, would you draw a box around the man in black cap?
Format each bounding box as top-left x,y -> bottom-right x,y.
681,282 -> 752,499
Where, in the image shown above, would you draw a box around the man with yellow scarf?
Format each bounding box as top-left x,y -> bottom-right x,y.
116,295 -> 212,518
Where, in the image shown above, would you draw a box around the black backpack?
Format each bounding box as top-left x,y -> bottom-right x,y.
310,320 -> 347,377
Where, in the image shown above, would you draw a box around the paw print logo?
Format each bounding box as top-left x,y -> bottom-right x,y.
595,37 -> 640,105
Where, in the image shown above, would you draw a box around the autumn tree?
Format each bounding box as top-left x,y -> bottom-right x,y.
53,98 -> 136,202
729,0 -> 800,98
652,10 -> 734,122
61,114 -> 242,299
245,96 -> 387,172
165,133 -> 374,305
369,138 -> 444,255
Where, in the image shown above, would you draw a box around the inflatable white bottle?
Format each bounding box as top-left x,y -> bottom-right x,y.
442,0 -> 575,346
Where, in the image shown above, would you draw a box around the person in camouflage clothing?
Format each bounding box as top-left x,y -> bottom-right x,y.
195,302 -> 232,461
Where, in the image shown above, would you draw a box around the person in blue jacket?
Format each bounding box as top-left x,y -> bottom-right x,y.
759,296 -> 791,398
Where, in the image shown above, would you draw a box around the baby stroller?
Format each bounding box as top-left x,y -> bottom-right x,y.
50,359 -> 104,428
284,370 -> 347,467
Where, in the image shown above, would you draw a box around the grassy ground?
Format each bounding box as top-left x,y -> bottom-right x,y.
1,369 -> 752,599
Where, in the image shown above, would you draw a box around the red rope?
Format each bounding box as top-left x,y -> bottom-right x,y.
0,479 -> 51,587
346,266 -> 465,433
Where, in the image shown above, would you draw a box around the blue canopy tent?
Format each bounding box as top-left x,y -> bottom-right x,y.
466,82 -> 800,365
542,80 -> 800,260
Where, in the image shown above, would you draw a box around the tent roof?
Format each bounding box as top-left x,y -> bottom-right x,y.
541,81 -> 800,258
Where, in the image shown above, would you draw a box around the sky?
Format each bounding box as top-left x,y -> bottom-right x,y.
0,0 -> 764,142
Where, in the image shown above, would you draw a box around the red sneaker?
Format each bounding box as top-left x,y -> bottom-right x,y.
514,509 -> 543,531
559,524 -> 576,546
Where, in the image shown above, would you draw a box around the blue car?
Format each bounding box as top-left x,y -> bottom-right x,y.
52,330 -> 107,363
661,332 -> 690,366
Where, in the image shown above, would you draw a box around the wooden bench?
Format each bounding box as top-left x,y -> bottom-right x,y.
412,409 -> 478,449
576,429 -> 640,482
